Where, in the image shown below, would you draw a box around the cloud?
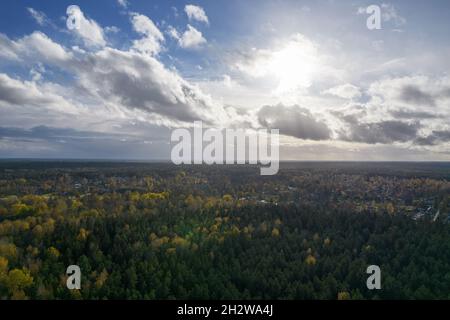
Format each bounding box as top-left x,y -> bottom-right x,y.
381,3 -> 407,26
0,125 -> 112,140
0,26 -> 224,128
184,5 -> 209,24
0,125 -> 172,159
0,31 -> 72,65
0,73 -> 79,114
339,115 -> 421,144
357,3 -> 406,26
367,76 -> 450,111
130,13 -> 164,55
390,109 -> 439,120
232,33 -> 342,97
323,83 -> 362,100
66,5 -> 106,48
222,75 -> 234,88
330,75 -> 450,147
415,130 -> 450,146
74,47 -> 223,124
105,26 -> 120,34
18,32 -> 73,63
0,34 -> 20,60
399,85 -> 436,107
178,25 -> 206,49
168,24 -> 206,49
167,25 -> 180,39
27,7 -> 49,26
0,73 -> 50,106
257,105 -> 331,140
1,5 -> 449,160
117,0 -> 129,9
30,63 -> 46,82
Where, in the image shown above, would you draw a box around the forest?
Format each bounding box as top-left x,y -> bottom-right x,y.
0,161 -> 450,299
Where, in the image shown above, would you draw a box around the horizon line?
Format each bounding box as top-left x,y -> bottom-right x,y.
1,158 -> 450,164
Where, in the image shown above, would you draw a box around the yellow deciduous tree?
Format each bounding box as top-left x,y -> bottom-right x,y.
95,269 -> 109,289
271,228 -> 280,237
47,246 -> 60,259
305,254 -> 317,266
77,228 -> 89,241
337,291 -> 351,300
5,268 -> 33,299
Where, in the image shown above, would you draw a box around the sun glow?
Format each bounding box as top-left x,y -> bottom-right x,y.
268,35 -> 320,94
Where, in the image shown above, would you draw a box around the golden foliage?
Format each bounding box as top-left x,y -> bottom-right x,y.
222,194 -> 233,202
271,228 -> 280,237
305,254 -> 317,266
77,228 -> 89,241
0,243 -> 17,260
151,236 -> 170,248
47,247 -> 60,258
337,291 -> 351,300
95,269 -> 109,289
166,247 -> 176,255
172,236 -> 189,247
5,268 -> 33,291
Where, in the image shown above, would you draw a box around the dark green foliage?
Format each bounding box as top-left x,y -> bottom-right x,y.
0,161 -> 449,299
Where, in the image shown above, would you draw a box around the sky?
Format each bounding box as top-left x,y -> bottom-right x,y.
0,0 -> 450,160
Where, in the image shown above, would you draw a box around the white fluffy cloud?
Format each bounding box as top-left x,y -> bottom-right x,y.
0,31 -> 72,65
0,34 -> 20,60
367,75 -> 450,110
66,5 -> 106,48
0,73 -> 83,120
130,13 -> 164,55
178,24 -> 206,49
184,5 -> 209,24
0,73 -> 60,107
0,27 -> 225,129
74,47 -> 223,124
168,24 -> 206,49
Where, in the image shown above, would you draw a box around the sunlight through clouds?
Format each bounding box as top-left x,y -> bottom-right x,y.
0,1 -> 450,160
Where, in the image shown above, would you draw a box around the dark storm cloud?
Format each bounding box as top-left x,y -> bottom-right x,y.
439,88 -> 450,98
399,85 -> 436,106
390,109 -> 439,119
415,130 -> 450,146
257,104 -> 331,140
339,116 -> 421,144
